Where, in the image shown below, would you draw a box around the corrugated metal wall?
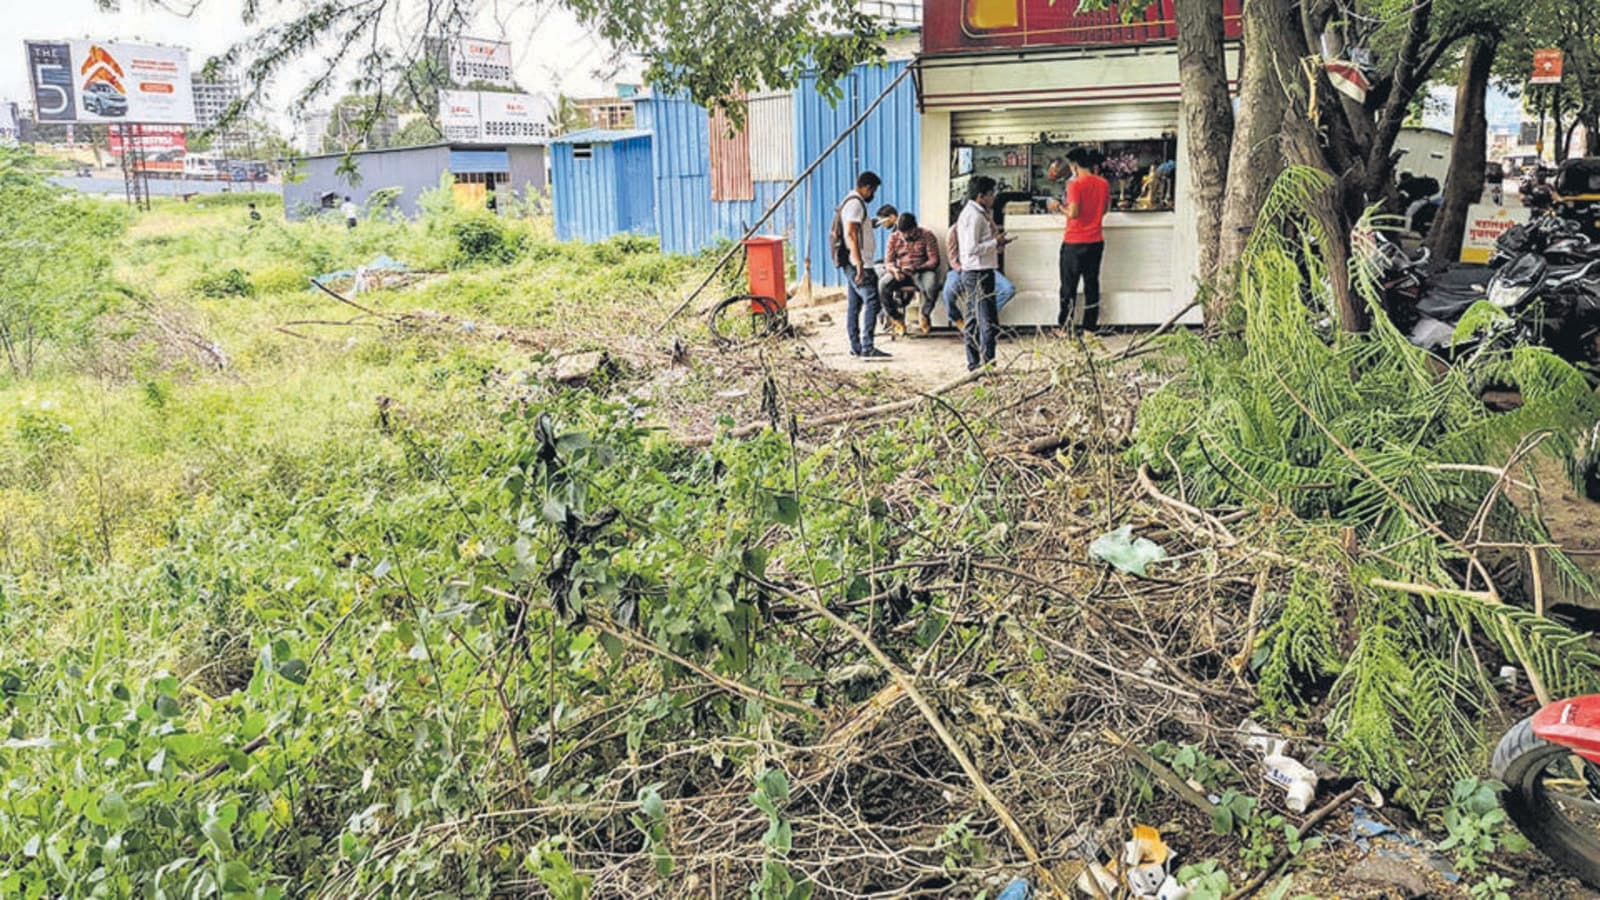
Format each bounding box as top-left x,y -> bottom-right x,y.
638,95 -> 798,257
709,105 -> 754,201
609,62 -> 917,284
552,135 -> 656,242
749,92 -> 796,182
796,60 -> 921,287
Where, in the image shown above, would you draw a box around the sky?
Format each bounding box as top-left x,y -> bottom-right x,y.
1,0 -> 639,138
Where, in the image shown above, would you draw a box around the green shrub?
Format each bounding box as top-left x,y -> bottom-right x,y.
193,267 -> 257,299
449,214 -> 523,266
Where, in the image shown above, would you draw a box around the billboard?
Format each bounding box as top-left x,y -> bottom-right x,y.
449,38 -> 515,88
108,124 -> 186,172
0,101 -> 18,145
435,90 -> 552,144
439,89 -> 482,141
479,91 -> 552,143
922,0 -> 1242,55
25,40 -> 195,124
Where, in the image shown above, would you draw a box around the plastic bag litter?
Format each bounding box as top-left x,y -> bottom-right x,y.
1089,525 -> 1167,576
996,877 -> 1031,900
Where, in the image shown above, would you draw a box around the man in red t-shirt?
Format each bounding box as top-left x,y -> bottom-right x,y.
1058,146 -> 1110,331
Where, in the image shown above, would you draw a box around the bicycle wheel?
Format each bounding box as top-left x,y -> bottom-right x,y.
707,295 -> 786,347
1492,714 -> 1600,888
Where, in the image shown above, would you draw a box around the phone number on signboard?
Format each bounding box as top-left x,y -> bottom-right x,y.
483,121 -> 550,138
454,62 -> 513,82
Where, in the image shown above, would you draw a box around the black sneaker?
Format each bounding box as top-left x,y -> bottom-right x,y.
862,348 -> 892,360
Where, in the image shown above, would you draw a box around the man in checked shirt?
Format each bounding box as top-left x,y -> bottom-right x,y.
875,212 -> 943,335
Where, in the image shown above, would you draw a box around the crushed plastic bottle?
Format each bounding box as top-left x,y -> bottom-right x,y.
1239,719 -> 1320,813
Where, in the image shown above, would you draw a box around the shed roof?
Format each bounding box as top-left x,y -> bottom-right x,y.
551,128 -> 652,145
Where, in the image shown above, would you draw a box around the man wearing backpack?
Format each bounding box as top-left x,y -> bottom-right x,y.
832,171 -> 891,360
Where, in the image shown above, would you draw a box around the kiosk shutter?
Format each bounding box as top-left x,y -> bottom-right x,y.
951,104 -> 1177,145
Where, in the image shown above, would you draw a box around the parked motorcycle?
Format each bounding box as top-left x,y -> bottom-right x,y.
1494,695 -> 1600,888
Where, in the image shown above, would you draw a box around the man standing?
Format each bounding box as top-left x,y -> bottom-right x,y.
956,176 -> 1009,371
341,195 -> 359,230
877,212 -> 941,335
942,225 -> 1016,330
1058,147 -> 1110,332
835,171 -> 891,360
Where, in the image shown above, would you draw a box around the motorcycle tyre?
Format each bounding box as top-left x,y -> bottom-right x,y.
1492,714 -> 1600,889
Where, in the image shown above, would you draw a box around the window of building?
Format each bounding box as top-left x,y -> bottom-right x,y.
572,143 -> 594,160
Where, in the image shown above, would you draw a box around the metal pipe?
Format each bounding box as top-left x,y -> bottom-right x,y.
654,61 -> 917,334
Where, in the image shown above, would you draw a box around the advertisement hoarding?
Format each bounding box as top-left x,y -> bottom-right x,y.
922,0 -> 1242,56
478,91 -> 552,143
435,90 -> 552,144
25,40 -> 195,124
449,38 -> 515,88
108,124 -> 186,172
439,89 -> 482,141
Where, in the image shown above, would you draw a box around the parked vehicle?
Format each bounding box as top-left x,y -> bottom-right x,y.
1494,695 -> 1600,888
1382,213 -> 1600,368
1552,157 -> 1600,242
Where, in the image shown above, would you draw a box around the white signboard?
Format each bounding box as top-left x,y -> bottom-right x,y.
438,89 -> 482,141
26,40 -> 195,124
478,91 -> 552,143
0,101 -> 18,145
435,90 -> 552,144
1461,204 -> 1517,264
449,38 -> 515,88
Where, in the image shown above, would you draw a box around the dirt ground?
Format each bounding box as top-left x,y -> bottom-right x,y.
788,298 -> 1135,381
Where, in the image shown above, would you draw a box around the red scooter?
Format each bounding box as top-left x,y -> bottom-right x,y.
1494,696 -> 1600,886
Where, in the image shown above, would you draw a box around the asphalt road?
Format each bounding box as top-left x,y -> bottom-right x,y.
49,175 -> 275,198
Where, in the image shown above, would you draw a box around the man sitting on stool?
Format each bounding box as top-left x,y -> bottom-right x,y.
877,212 -> 942,335
942,219 -> 1016,329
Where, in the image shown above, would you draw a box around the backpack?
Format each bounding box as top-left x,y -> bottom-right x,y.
829,193 -> 867,269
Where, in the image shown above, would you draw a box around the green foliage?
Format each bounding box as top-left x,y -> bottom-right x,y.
193,267 -> 258,299
1134,167 -> 1600,806
0,147 -> 128,376
1438,778 -> 1531,876
1207,790 -> 1321,871
449,214 -> 524,266
1174,860 -> 1233,900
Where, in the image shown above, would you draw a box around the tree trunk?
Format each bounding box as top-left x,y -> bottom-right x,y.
1217,0 -> 1288,295
1175,0 -> 1235,304
1428,35 -> 1498,270
1554,81 -> 1568,163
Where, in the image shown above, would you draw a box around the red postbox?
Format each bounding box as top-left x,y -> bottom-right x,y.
742,235 -> 787,312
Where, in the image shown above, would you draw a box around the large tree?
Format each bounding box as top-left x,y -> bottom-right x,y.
175,0 -> 884,133
1117,0 -> 1520,326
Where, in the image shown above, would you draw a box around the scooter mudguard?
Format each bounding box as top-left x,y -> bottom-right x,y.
1532,696 -> 1600,765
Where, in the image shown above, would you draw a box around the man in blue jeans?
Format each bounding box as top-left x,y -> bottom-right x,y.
838,171 -> 891,360
942,223 -> 1015,327
955,176 -> 1010,370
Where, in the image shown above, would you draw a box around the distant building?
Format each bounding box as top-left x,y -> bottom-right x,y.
281,142 -> 547,220
192,74 -> 251,154
298,111 -> 330,155
575,97 -> 635,130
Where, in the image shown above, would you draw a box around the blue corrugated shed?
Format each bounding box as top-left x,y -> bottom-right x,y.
795,60 -> 920,287
551,60 -> 918,284
634,96 -> 798,258
551,130 -> 656,243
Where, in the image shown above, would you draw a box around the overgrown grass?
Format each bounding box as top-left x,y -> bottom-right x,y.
0,180 -> 993,896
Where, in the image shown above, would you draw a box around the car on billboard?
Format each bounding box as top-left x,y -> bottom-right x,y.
82,82 -> 128,117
